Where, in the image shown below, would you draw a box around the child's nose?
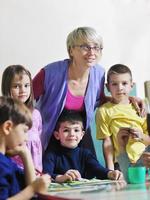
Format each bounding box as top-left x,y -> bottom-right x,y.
118,84 -> 123,90
19,86 -> 24,93
69,130 -> 75,135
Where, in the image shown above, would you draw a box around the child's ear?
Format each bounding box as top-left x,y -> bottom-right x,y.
106,83 -> 110,92
54,131 -> 60,140
81,130 -> 85,139
131,82 -> 135,88
2,120 -> 13,135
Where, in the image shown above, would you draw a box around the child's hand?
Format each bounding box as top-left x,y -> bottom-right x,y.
32,174 -> 51,194
127,127 -> 144,141
113,179 -> 127,190
55,169 -> 81,183
107,170 -> 124,180
117,128 -> 130,152
142,152 -> 150,168
6,143 -> 28,157
65,169 -> 81,181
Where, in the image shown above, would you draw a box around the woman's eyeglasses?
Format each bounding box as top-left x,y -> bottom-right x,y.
74,44 -> 103,53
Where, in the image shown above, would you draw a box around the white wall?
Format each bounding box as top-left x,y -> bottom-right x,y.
0,0 -> 150,97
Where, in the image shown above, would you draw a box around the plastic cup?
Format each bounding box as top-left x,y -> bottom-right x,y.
128,166 -> 146,184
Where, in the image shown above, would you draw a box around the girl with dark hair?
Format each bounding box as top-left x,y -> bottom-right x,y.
2,65 -> 43,172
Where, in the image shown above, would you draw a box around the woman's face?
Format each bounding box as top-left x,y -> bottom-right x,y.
70,41 -> 102,68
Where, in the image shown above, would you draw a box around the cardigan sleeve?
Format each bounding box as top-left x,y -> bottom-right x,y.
32,68 -> 45,100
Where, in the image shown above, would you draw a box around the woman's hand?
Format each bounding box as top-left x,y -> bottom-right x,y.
129,96 -> 146,117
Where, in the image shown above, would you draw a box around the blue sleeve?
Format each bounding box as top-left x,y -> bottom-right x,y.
0,160 -> 25,199
94,66 -> 105,108
15,165 -> 25,189
0,171 -> 11,199
85,150 -> 110,179
43,150 -> 58,179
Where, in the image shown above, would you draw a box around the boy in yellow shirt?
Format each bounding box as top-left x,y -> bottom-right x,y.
96,64 -> 149,178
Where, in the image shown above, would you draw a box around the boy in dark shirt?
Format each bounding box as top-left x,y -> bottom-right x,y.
43,110 -> 124,183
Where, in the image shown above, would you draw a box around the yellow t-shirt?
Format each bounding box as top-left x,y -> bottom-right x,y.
96,102 -> 148,163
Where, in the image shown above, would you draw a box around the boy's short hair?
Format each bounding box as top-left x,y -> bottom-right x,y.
107,64 -> 132,83
55,109 -> 84,131
0,96 -> 32,129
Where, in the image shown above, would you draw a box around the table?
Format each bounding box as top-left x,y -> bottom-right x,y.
37,179 -> 150,200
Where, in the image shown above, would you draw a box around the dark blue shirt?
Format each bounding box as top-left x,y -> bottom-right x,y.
43,145 -> 109,180
0,153 -> 25,200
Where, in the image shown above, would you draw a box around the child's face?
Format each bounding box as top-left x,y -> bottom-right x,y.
107,73 -> 133,104
10,74 -> 31,103
6,123 -> 29,149
54,121 -> 84,148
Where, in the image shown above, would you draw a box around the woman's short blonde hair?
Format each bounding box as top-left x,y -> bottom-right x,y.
66,26 -> 103,58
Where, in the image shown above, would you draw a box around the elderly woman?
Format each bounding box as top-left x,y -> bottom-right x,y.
33,26 -> 143,155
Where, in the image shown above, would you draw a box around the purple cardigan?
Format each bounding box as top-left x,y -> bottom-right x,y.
36,59 -> 105,150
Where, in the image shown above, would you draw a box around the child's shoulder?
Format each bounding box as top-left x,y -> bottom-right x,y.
32,108 -> 41,115
32,108 -> 42,120
79,147 -> 94,156
30,109 -> 42,130
0,153 -> 14,170
97,101 -> 113,111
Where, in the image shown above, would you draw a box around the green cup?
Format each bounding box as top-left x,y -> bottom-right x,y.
128,166 -> 146,184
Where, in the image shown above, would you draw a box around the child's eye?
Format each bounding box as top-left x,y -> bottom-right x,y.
25,83 -> 30,88
12,85 -> 19,89
112,83 -> 117,86
74,129 -> 80,132
63,129 -> 69,132
122,82 -> 128,86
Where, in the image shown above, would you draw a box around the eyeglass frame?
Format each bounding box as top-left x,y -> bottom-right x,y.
73,44 -> 103,53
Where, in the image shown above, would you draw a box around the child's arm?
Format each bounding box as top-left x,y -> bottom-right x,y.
7,144 -> 36,184
95,107 -> 114,169
7,174 -> 51,200
19,147 -> 36,184
6,145 -> 51,199
103,137 -> 114,170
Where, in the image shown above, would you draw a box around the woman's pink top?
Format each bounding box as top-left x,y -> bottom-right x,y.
65,88 -> 84,111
